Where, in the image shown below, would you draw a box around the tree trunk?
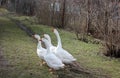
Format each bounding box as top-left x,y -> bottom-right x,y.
61,0 -> 66,28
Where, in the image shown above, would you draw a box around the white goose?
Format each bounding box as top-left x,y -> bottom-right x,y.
52,29 -> 76,64
44,34 -> 56,52
33,34 -> 47,65
41,38 -> 64,70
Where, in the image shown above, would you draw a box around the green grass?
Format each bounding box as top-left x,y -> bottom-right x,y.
0,9 -> 120,78
0,17 -> 53,78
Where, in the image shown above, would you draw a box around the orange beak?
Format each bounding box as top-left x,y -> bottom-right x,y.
40,38 -> 42,41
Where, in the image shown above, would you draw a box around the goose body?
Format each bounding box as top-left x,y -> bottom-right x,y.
33,34 -> 47,60
53,29 -> 76,64
54,48 -> 76,63
41,38 -> 64,70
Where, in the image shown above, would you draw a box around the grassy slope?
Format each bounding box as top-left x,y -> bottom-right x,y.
13,16 -> 120,78
0,10 -> 120,78
0,17 -> 53,78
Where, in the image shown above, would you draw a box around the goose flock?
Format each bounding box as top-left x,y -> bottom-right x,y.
33,29 -> 76,72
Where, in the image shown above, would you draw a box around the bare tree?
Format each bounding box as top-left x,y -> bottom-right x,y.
0,0 -> 8,7
91,0 -> 120,57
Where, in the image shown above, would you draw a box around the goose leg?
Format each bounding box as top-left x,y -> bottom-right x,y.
40,62 -> 43,66
40,60 -> 46,66
42,61 -> 46,65
49,68 -> 55,74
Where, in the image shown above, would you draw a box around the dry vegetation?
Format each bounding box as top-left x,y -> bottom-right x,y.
34,0 -> 120,57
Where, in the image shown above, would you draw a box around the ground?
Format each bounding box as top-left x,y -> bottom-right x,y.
0,9 -> 120,78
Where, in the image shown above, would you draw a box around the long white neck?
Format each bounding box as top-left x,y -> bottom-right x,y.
47,36 -> 53,47
44,40 -> 51,53
37,37 -> 40,41
55,30 -> 62,48
37,41 -> 42,49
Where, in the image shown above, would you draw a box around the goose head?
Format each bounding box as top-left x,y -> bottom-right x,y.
43,34 -> 53,46
33,34 -> 40,41
44,34 -> 51,42
52,28 -> 59,35
40,38 -> 50,50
